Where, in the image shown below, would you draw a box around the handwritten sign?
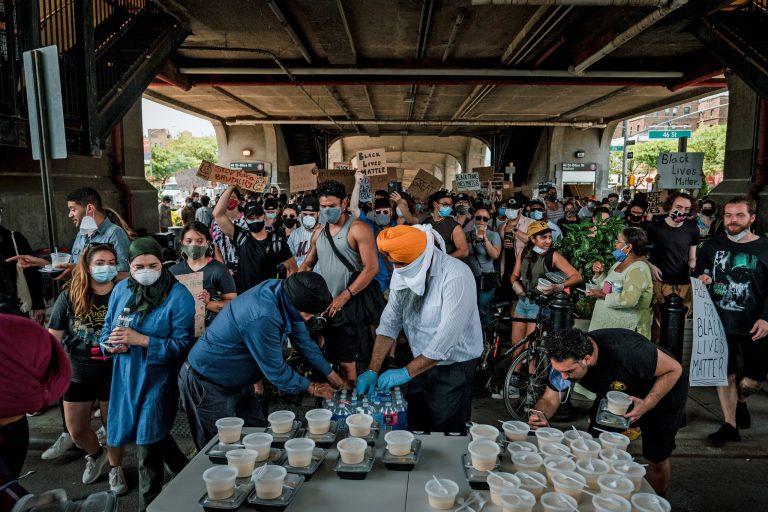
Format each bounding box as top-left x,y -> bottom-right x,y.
368,167 -> 398,192
402,169 -> 419,188
646,190 -> 669,215
197,160 -> 267,192
288,163 -> 318,193
357,147 -> 388,176
333,161 -> 353,170
456,172 -> 481,192
657,152 -> 704,189
407,169 -> 442,201
689,277 -> 728,386
176,272 -> 205,337
359,177 -> 373,203
473,166 -> 495,182
318,168 -> 355,193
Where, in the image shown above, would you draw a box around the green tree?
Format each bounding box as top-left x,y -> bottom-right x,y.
688,125 -> 726,175
148,135 -> 218,187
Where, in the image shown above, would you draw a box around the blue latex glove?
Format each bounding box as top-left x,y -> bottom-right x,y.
356,370 -> 378,396
376,367 -> 411,390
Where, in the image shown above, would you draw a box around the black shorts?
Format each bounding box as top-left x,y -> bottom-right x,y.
63,368 -> 113,402
726,334 -> 768,382
637,378 -> 688,464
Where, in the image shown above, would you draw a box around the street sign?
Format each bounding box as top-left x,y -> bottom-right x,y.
649,130 -> 692,139
627,152 -> 634,159
230,161 -> 266,176
626,139 -> 636,146
610,145 -> 623,151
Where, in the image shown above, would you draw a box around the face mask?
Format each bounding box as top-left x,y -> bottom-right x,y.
532,245 -> 548,255
530,210 -> 544,221
728,228 -> 750,242
396,206 -> 403,217
247,220 -> 265,233
266,212 -> 277,220
79,215 -> 98,236
187,203 -> 194,209
182,244 -> 208,260
669,210 -> 688,223
587,202 -> 595,209
131,268 -> 161,286
375,213 -> 391,226
612,246 -> 628,263
227,198 -> 239,210
90,265 -> 117,283
701,208 -> 715,217
627,214 -> 643,224
547,194 -> 557,202
456,205 -> 469,215
438,206 -> 452,218
301,215 -> 317,230
498,207 -> 506,217
366,210 -> 376,222
320,207 -> 342,225
565,211 -> 576,219
506,209 -> 519,220
415,203 -> 423,212
282,218 -> 297,229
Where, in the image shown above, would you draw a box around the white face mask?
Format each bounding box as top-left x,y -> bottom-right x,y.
506,209 -> 520,220
727,228 -> 750,242
79,215 -> 98,236
532,245 -> 548,255
396,206 -> 403,218
302,214 -> 317,230
131,268 -> 161,286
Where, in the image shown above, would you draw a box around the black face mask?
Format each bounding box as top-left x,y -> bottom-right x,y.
564,211 -> 576,219
456,205 -> 469,215
282,218 -> 297,229
701,208 -> 715,217
247,220 -> 265,233
627,214 -> 643,224
548,194 -> 557,202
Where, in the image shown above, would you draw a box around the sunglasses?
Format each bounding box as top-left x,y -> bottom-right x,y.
474,216 -> 490,222
529,208 -> 544,212
375,209 -> 391,215
282,214 -> 297,219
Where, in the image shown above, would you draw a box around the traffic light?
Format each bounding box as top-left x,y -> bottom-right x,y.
628,175 -> 636,187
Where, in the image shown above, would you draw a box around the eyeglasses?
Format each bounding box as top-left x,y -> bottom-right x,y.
474,216 -> 490,222
282,214 -> 297,219
437,201 -> 452,207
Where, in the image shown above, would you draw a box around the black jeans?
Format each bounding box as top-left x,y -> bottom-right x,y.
0,416 -> 29,478
137,434 -> 188,512
178,363 -> 266,451
406,358 -> 478,434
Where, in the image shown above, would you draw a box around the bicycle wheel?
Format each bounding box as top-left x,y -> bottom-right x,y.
502,345 -> 549,421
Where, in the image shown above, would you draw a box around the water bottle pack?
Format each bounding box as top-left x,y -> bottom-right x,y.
325,387 -> 408,431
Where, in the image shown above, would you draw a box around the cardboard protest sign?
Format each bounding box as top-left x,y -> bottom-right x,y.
502,186 -> 533,201
359,177 -> 373,203
689,278 -> 728,386
473,166 -> 495,182
357,147 -> 387,176
492,173 -> 505,190
402,169 -> 419,188
657,152 -> 704,189
333,161 -> 353,170
646,190 -> 669,215
407,170 -> 443,201
318,169 -> 356,193
288,163 -> 318,193
175,272 -> 205,337
368,167 -> 398,192
197,160 -> 267,192
456,172 -> 481,192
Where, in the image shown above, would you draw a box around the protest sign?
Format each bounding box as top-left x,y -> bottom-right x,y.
456,172 -> 481,192
288,163 -> 318,193
407,170 -> 443,201
197,160 -> 267,192
318,168 -> 355,193
176,272 -> 205,337
368,167 -> 398,191
402,169 -> 419,188
333,161 -> 352,170
492,173 -> 505,190
357,147 -> 387,176
646,190 -> 669,215
473,166 -> 495,182
359,177 -> 373,202
657,152 -> 704,189
689,277 -> 728,387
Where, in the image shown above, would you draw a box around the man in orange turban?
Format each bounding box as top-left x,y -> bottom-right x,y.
376,225 -> 428,265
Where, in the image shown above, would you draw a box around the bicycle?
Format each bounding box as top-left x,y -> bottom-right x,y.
474,300 -> 513,395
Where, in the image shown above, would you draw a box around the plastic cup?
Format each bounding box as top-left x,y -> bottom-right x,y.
268,411 -> 295,434
592,493 -> 632,512
599,431 -> 631,451
488,472 -> 521,505
468,439 -> 500,471
305,408 -> 333,435
424,478 -> 459,510
501,420 -> 530,441
576,457 -> 610,489
51,253 -> 71,268
552,470 -> 587,503
537,277 -> 553,292
535,427 -> 565,448
544,455 -> 576,483
597,474 -> 635,501
470,423 -> 500,442
284,438 -> 315,468
600,448 -> 633,464
252,465 -> 286,500
225,448 -> 258,478
499,489 -> 536,512
385,430 -> 414,456
346,413 -> 374,437
631,493 -> 672,512
337,437 -> 368,464
215,417 -> 244,444
516,471 -> 547,499
541,491 -> 579,512
564,429 -> 593,448
571,438 -> 601,462
606,391 -> 632,416
540,442 -> 573,458
242,433 -> 273,462
203,465 -> 238,500
609,461 -> 646,492
507,441 -> 538,458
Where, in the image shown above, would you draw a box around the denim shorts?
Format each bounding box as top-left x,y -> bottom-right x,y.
514,298 -> 540,319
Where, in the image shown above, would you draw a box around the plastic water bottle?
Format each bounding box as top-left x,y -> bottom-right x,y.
394,398 -> 408,431
336,400 -> 351,432
382,401 -> 398,431
116,307 -> 134,328
371,398 -> 384,426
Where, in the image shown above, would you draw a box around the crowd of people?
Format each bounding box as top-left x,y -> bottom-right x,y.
0,177 -> 766,509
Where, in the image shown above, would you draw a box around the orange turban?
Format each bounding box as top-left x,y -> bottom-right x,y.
376,225 -> 427,265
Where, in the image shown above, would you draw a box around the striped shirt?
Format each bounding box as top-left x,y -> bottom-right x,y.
376,249 -> 483,364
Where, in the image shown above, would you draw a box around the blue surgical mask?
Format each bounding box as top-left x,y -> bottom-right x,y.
612,246 -> 628,262
320,207 -> 342,225
506,209 -> 519,220
374,213 -> 391,226
438,206 -> 453,218
530,210 -> 544,221
498,207 -> 506,217
548,367 -> 571,392
415,203 -> 423,212
90,265 -> 117,283
266,212 -> 277,220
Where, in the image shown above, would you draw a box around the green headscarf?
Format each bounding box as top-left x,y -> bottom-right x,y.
127,237 -> 177,321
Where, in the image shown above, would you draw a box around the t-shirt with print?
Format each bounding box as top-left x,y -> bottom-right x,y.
48,290 -> 113,382
695,235 -> 768,336
647,219 -> 700,285
169,259 -> 237,325
288,227 -> 314,269
234,224 -> 292,293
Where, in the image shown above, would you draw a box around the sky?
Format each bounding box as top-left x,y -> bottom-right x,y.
141,97 -> 215,137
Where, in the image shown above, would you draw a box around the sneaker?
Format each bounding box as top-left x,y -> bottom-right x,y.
41,432 -> 75,461
707,423 -> 740,447
82,449 -> 109,484
96,426 -> 106,445
506,385 -> 520,399
736,401 -> 751,429
109,466 -> 128,495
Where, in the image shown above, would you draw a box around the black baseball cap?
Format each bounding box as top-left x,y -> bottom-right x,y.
300,195 -> 320,212
263,197 -> 279,210
243,203 -> 265,218
455,193 -> 471,203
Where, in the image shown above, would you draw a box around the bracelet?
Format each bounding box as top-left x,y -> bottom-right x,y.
346,287 -> 354,298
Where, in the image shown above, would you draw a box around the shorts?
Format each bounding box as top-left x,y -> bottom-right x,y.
63,369 -> 113,402
726,334 -> 768,381
637,379 -> 688,463
514,298 -> 539,319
